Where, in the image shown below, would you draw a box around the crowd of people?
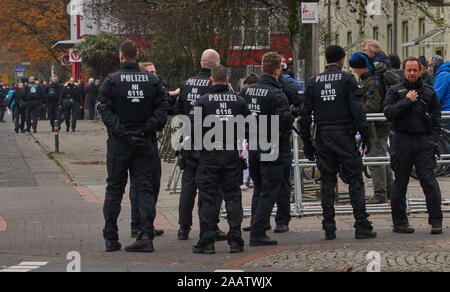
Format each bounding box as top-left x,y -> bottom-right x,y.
0,76 -> 101,133
2,38 -> 448,255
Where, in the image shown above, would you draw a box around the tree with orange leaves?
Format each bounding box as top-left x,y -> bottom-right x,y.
0,0 -> 71,79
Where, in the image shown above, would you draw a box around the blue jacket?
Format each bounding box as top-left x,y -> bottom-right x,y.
8,90 -> 15,109
434,62 -> 450,111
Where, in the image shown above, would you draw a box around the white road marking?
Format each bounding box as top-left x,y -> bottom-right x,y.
0,261 -> 48,272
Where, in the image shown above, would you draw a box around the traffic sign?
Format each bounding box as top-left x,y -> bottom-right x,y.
61,54 -> 72,66
16,72 -> 24,77
69,49 -> 82,63
14,67 -> 27,73
2,74 -> 7,83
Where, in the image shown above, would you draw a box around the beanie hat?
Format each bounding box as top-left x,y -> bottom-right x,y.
432,55 -> 444,72
326,45 -> 346,64
349,52 -> 379,85
418,56 -> 427,67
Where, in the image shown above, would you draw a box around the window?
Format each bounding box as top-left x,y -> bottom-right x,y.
335,33 -> 340,45
232,9 -> 270,50
373,27 -> 379,41
419,18 -> 426,56
347,31 -> 352,46
402,21 -> 409,59
387,24 -> 393,54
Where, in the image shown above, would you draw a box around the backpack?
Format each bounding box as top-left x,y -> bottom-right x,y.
374,62 -> 401,98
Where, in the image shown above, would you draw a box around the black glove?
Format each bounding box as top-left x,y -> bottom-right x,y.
303,141 -> 316,161
290,105 -> 301,117
126,135 -> 146,150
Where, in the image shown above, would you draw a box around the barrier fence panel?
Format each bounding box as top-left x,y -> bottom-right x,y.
291,112 -> 450,217
162,112 -> 450,218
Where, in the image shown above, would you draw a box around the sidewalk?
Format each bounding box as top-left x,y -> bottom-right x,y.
0,118 -> 449,271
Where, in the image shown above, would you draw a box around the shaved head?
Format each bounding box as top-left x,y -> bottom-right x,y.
201,49 -> 220,69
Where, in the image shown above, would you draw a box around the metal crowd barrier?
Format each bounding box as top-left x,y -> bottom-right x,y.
290,112 -> 450,217
163,112 -> 450,218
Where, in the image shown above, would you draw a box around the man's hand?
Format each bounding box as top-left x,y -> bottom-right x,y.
169,88 -> 180,97
406,90 -> 418,102
303,141 -> 316,161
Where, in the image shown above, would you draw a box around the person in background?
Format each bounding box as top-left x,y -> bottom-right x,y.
418,56 -> 434,87
0,80 -> 8,123
84,78 -> 100,121
428,55 -> 450,126
363,40 -> 392,69
78,79 -> 86,120
388,53 -> 404,80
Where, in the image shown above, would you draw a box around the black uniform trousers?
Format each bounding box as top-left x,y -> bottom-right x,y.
248,151 -> 292,229
103,136 -> 155,241
196,150 -> 243,245
315,126 -> 369,232
178,150 -> 222,229
62,104 -> 79,130
129,140 -> 161,230
26,102 -> 40,131
48,102 -> 59,129
88,97 -> 97,120
0,104 -> 5,121
390,132 -> 443,227
14,106 -> 26,131
250,151 -> 293,239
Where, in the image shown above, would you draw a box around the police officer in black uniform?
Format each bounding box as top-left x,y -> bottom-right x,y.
191,65 -> 251,254
241,65 -> 301,234
384,56 -> 443,235
99,40 -> 167,253
174,49 -> 226,241
47,76 -> 63,132
59,77 -> 82,132
297,45 -> 376,240
241,52 -> 295,246
25,77 -> 42,133
0,81 -> 7,123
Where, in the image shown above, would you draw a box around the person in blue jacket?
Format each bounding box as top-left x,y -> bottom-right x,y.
428,55 -> 450,128
8,87 -> 16,121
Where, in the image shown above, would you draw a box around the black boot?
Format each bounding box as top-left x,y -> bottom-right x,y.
355,220 -> 377,239
274,225 -> 289,233
393,224 -> 415,234
105,240 -> 121,252
125,233 -> 154,253
178,226 -> 190,240
325,230 -> 336,240
193,241 -> 215,254
229,241 -> 244,253
431,224 -> 442,235
249,236 -> 277,246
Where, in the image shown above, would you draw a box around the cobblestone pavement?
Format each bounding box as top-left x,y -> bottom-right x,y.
0,119 -> 449,272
